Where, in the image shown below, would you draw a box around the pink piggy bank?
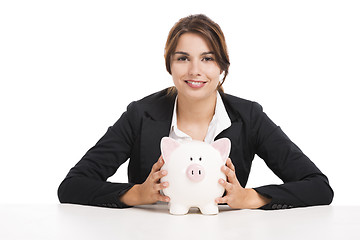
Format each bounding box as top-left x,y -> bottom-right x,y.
160,137 -> 231,215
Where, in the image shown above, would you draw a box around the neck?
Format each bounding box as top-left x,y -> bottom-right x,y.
176,92 -> 217,124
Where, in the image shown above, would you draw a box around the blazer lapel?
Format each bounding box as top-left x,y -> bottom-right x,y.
139,92 -> 176,176
215,122 -> 243,146
216,92 -> 243,146
141,117 -> 171,165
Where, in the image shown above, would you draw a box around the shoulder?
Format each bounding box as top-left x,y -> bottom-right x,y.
135,88 -> 175,104
220,92 -> 263,121
126,88 -> 176,121
221,92 -> 254,108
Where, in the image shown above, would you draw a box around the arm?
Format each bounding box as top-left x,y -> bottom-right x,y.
58,101 -> 140,208
216,102 -> 333,210
250,102 -> 334,209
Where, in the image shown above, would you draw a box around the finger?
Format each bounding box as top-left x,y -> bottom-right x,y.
157,194 -> 170,203
215,196 -> 228,204
226,158 -> 235,172
153,181 -> 169,191
150,169 -> 167,182
218,178 -> 233,192
221,165 -> 237,183
151,156 -> 164,173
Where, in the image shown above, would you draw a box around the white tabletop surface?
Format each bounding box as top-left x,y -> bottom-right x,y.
1,203 -> 359,240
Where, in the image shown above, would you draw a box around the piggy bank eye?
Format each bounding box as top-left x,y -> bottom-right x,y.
190,157 -> 193,161
199,157 -> 202,161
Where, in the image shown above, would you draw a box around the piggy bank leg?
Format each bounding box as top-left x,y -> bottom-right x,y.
199,203 -> 219,215
169,202 -> 189,215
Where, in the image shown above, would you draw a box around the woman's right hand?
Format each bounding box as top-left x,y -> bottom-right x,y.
119,156 -> 170,206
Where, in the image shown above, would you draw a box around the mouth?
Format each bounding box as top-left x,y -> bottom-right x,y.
184,80 -> 207,88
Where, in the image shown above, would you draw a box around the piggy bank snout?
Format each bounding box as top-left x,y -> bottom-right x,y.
186,164 -> 205,182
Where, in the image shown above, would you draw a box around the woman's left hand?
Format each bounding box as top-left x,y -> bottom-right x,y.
215,158 -> 271,209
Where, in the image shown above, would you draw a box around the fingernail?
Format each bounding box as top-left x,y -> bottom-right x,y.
219,179 -> 225,184
161,170 -> 167,175
162,182 -> 168,187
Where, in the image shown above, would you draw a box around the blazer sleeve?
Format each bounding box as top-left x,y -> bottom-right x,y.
57,101 -> 141,208
250,102 -> 334,210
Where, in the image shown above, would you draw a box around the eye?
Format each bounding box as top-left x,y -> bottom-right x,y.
199,157 -> 202,161
190,157 -> 193,161
177,56 -> 189,61
202,57 -> 214,62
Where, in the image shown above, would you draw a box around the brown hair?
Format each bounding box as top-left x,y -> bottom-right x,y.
164,14 -> 230,94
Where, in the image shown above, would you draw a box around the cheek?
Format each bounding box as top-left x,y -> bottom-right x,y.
207,67 -> 221,81
171,63 -> 186,80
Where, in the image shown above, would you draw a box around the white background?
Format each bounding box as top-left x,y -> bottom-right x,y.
0,0 -> 359,205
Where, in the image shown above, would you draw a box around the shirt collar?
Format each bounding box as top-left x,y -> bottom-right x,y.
210,91 -> 232,139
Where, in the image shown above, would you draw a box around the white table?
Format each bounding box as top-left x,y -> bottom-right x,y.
1,203 -> 359,240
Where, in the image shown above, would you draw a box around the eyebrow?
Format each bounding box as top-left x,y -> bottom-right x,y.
173,51 -> 215,56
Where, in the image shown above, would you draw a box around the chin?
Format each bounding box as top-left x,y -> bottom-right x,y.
179,89 -> 216,101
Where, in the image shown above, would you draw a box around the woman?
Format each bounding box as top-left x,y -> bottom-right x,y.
58,14 -> 333,210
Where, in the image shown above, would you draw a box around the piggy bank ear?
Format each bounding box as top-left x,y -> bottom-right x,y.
211,138 -> 231,162
160,137 -> 181,163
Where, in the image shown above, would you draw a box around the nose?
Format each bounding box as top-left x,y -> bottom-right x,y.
188,60 -> 201,76
186,164 -> 205,182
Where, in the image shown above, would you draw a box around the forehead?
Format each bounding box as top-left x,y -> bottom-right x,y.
175,32 -> 213,53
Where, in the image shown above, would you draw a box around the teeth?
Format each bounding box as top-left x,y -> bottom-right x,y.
187,81 -> 204,86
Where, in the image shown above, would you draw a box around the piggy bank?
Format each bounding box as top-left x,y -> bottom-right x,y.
160,137 -> 231,215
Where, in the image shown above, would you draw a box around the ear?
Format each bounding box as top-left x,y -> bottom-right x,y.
211,138 -> 231,162
160,137 -> 181,163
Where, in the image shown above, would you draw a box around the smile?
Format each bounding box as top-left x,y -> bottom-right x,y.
185,80 -> 207,88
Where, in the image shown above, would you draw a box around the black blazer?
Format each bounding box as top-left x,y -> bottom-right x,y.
58,88 -> 333,210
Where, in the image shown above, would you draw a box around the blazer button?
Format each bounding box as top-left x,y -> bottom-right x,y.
277,204 -> 283,209
282,205 -> 288,209
272,204 -> 278,209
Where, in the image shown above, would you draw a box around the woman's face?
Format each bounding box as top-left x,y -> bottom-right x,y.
170,32 -> 222,102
